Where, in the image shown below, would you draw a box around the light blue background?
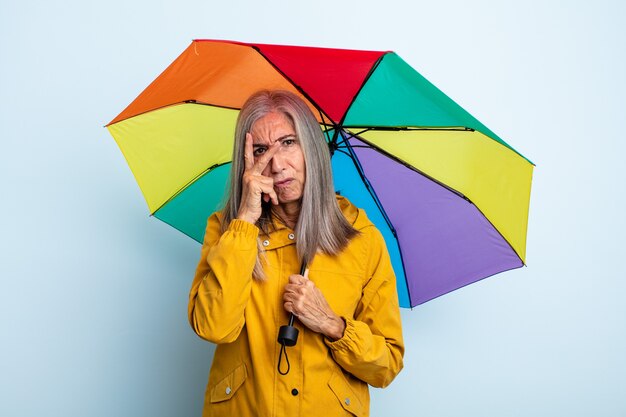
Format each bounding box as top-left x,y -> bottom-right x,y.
2,0 -> 625,416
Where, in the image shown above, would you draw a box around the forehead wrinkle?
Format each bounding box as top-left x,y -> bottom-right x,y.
250,112 -> 296,145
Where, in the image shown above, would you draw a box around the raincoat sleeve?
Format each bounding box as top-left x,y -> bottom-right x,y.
325,226 -> 405,388
188,214 -> 259,344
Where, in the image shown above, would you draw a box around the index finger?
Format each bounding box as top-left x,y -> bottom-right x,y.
243,133 -> 254,170
251,141 -> 281,174
288,274 -> 306,285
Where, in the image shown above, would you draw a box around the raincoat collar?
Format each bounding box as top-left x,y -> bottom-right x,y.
259,195 -> 368,251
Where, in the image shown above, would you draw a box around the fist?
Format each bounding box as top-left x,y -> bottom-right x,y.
282,271 -> 345,341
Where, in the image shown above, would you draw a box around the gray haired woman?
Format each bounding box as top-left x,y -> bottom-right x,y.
189,90 -> 404,417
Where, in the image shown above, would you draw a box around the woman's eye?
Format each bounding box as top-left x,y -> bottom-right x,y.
253,147 -> 266,156
282,139 -> 295,146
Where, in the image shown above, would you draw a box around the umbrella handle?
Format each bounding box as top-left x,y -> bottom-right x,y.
277,261 -> 307,375
277,316 -> 299,347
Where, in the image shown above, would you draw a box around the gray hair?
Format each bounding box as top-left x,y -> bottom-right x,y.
221,90 -> 358,279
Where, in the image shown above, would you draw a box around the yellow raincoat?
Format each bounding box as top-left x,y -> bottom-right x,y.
188,196 -> 404,417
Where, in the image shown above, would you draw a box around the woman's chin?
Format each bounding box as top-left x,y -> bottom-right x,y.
276,193 -> 303,206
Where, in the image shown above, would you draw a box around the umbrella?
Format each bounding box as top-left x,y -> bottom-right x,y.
106,39 -> 534,308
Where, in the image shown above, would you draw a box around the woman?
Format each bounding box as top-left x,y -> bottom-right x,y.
188,90 -> 404,417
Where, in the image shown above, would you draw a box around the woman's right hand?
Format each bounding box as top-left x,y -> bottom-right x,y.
236,133 -> 280,225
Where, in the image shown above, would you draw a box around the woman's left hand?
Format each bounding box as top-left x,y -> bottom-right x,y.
283,271 -> 346,341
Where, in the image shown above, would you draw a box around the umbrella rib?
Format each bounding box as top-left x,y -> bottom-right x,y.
345,126 -> 534,166
342,132 -> 469,201
181,100 -> 241,111
333,148 -> 352,158
346,126 -> 475,132
340,131 -> 397,236
335,134 -> 347,147
318,108 -> 338,151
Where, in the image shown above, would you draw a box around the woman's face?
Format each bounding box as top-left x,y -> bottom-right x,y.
249,111 -> 306,207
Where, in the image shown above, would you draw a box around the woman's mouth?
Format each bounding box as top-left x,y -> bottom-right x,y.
274,179 -> 293,188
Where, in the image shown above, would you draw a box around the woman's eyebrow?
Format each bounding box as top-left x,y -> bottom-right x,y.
253,134 -> 296,147
276,134 -> 297,142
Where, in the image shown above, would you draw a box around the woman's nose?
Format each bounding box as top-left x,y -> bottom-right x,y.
269,151 -> 286,173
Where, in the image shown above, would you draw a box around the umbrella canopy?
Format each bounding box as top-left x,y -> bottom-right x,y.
106,39 -> 534,308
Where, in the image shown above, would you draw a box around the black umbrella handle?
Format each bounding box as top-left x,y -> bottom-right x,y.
277,261 -> 307,375
277,317 -> 299,347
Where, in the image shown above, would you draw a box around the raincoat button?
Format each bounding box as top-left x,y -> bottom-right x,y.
291,388 -> 299,396
345,398 -> 351,406
225,387 -> 232,395
262,240 -> 270,246
288,233 -> 295,240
